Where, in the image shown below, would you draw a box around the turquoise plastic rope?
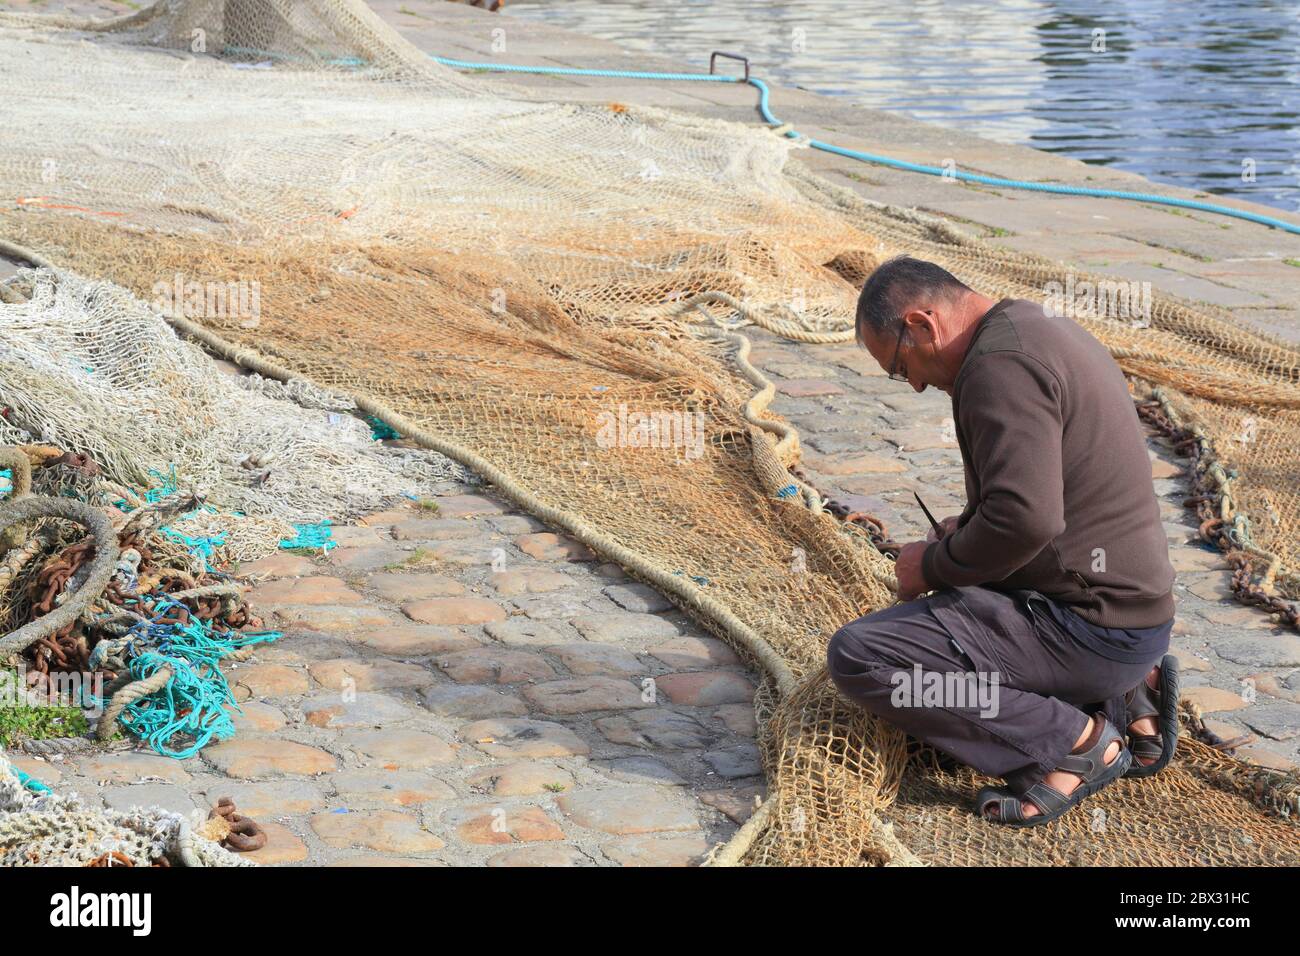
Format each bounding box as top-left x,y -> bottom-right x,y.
14,766 -> 51,794
114,651 -> 235,760
280,520 -> 337,552
97,599 -> 281,759
366,415 -> 403,441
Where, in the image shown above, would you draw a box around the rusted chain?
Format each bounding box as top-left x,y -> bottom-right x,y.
1226,552 -> 1300,629
208,797 -> 267,852
1181,698 -> 1255,752
26,537 -> 100,674
45,451 -> 99,478
20,522 -> 256,686
794,463 -> 903,560
31,537 -> 97,617
841,511 -> 903,559
1136,392 -> 1300,632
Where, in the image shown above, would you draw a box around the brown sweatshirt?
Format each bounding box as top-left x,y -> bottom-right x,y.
921,298 -> 1175,628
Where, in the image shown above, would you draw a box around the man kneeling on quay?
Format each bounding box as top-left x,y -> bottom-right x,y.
827,256 -> 1180,826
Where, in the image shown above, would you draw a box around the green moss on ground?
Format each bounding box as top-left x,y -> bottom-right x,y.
0,668 -> 90,746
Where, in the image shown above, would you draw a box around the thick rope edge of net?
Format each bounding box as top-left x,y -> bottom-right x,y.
0,495 -> 120,660
1134,387 -> 1300,627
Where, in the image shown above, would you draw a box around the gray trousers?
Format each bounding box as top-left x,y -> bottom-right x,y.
826,586 -> 1164,794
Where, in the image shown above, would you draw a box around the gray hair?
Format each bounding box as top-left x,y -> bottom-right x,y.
855,256 -> 973,344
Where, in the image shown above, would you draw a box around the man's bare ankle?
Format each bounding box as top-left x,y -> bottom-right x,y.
1071,716 -> 1096,753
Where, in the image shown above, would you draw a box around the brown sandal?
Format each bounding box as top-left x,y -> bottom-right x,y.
976,717 -> 1131,827
1124,654 -> 1179,778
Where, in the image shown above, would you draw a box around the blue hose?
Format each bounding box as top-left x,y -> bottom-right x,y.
431,55 -> 1300,237
433,56 -> 735,83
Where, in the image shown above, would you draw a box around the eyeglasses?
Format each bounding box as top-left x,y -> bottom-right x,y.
887,321 -> 909,383
886,311 -> 930,383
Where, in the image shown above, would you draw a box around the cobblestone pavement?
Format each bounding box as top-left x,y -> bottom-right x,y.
5,0 -> 1297,866
15,485 -> 767,866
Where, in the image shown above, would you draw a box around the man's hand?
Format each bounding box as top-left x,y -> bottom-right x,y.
926,515 -> 961,543
895,540 -> 931,600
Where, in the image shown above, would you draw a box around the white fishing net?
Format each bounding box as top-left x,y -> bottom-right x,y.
0,269 -> 468,560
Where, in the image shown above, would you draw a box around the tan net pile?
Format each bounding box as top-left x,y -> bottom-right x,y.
0,0 -> 1296,866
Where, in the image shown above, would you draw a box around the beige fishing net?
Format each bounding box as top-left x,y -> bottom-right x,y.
0,268 -> 469,563
0,0 -> 1295,866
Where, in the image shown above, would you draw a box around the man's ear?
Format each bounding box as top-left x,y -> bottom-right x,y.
902,308 -> 937,345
